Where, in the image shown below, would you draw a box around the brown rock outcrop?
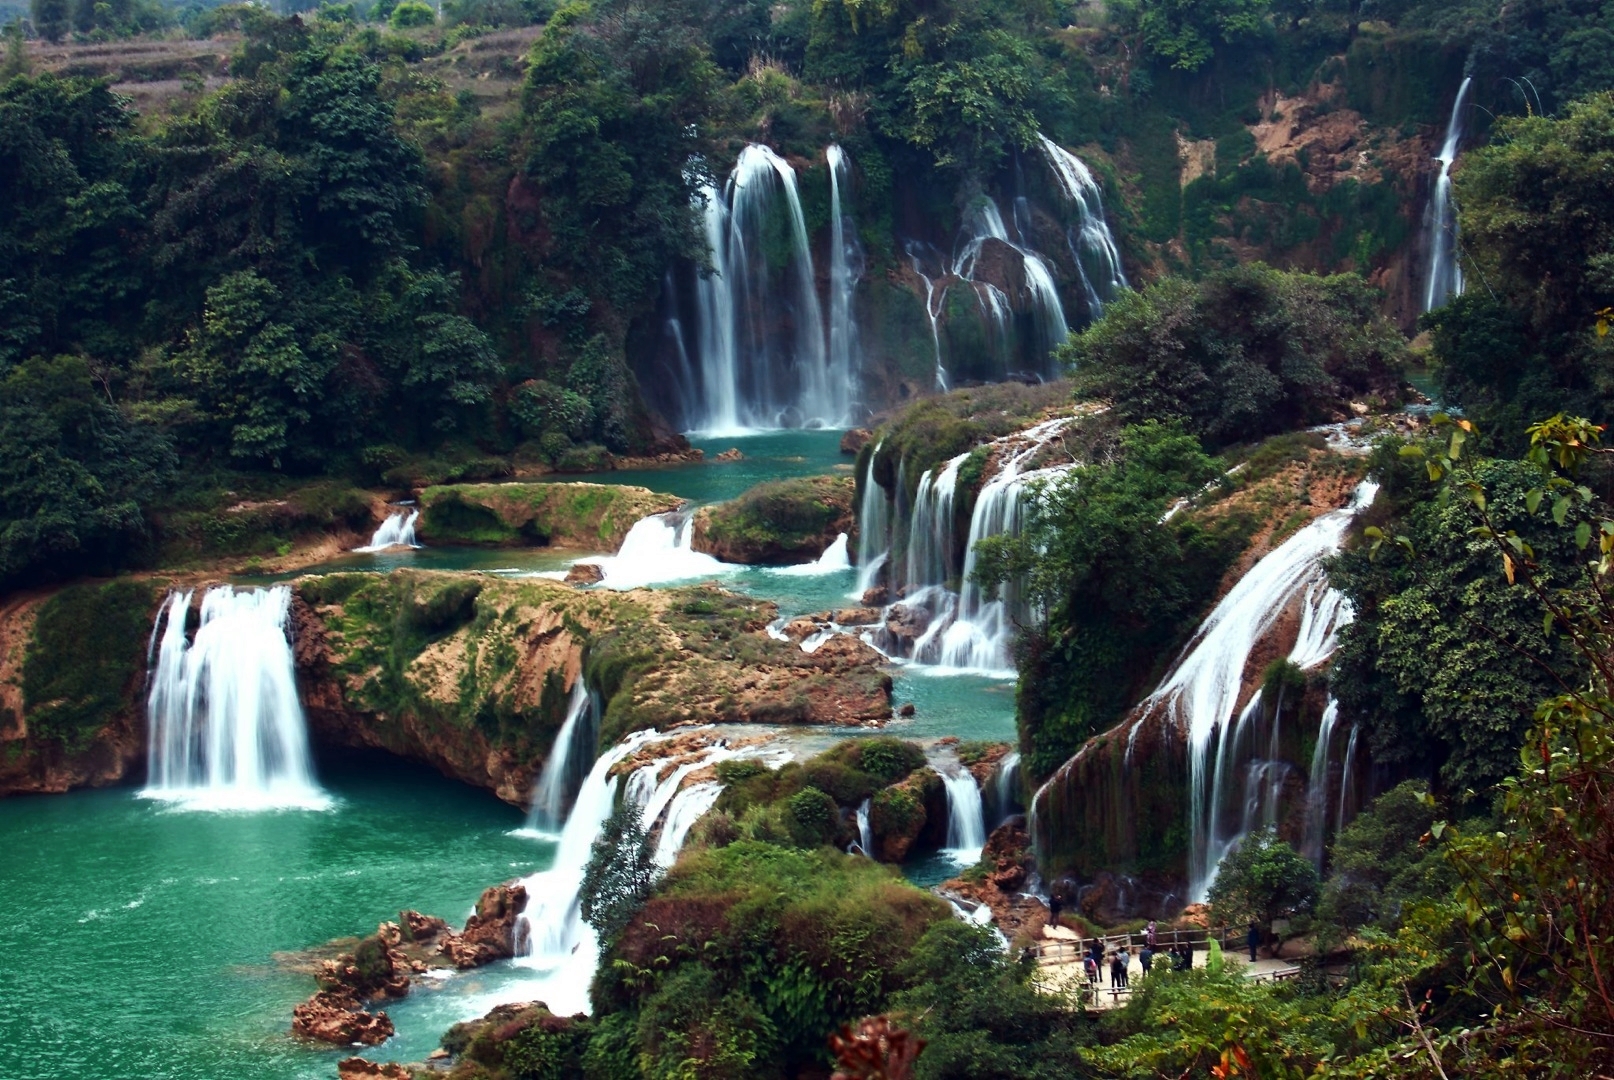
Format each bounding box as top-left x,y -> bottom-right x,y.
338,1058 -> 410,1080
840,429 -> 873,455
883,604 -> 930,644
449,884 -> 527,968
292,989 -> 395,1046
565,562 -> 605,585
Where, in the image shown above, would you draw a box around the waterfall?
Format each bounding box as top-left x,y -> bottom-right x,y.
1336,724 -> 1361,835
354,510 -> 420,553
993,750 -> 1021,825
942,768 -> 987,864
954,198 -> 1069,374
1423,77 -> 1473,313
694,182 -> 741,434
855,797 -> 872,856
906,242 -> 950,391
1154,482 -> 1378,900
1302,698 -> 1341,862
143,586 -> 329,811
587,512 -> 732,590
905,456 -> 965,592
652,782 -> 724,867
826,144 -> 863,414
854,440 -> 890,598
772,533 -> 852,577
512,729 -> 660,1014
686,144 -> 844,431
525,680 -> 599,836
1037,134 -> 1128,320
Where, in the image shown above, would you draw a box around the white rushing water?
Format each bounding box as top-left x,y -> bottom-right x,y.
826,144 -> 864,418
1037,134 -> 1128,320
906,241 -> 951,391
143,586 -> 330,812
587,512 -> 734,590
953,197 -> 1069,374
354,509 -> 421,553
1423,77 -> 1473,313
854,439 -> 890,598
1146,481 -> 1377,900
854,796 -> 873,856
941,767 -> 987,865
771,532 -> 852,577
686,144 -> 847,432
993,750 -> 1021,825
652,781 -> 724,867
523,679 -> 598,836
511,730 -> 660,1015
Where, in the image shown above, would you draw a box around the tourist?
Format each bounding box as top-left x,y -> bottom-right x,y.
1048,891 -> 1062,928
1111,950 -> 1129,989
1176,945 -> 1191,972
1146,919 -> 1157,949
1248,920 -> 1260,963
1139,944 -> 1154,975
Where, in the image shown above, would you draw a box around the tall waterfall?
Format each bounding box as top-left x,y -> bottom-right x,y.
827,144 -> 863,414
1423,77 -> 1473,313
942,768 -> 987,863
513,730 -> 659,1015
854,797 -> 873,855
954,198 -> 1069,374
143,586 -> 329,811
870,418 -> 1074,675
855,440 -> 890,598
354,510 -> 420,553
993,750 -> 1022,825
525,679 -> 599,835
1037,135 -> 1128,320
1149,482 -> 1378,900
686,144 -> 847,432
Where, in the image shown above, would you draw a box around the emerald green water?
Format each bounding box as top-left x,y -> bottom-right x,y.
0,755 -> 548,1079
2,430 -> 1019,1079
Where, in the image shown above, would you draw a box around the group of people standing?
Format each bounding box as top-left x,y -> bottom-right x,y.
1080,920 -> 1194,992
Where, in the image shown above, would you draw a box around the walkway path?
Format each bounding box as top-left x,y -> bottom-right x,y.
1030,938 -> 1302,1011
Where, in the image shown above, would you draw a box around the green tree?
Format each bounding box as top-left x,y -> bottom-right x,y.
973,420 -> 1232,776
1067,264 -> 1406,451
29,0 -> 69,41
388,0 -> 433,27
1116,0 -> 1273,71
579,801 -> 658,947
1316,780 -> 1453,935
1206,827 -> 1319,953
0,356 -> 174,587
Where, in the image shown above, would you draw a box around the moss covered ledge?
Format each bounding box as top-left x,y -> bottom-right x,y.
690,475 -> 855,565
415,482 -> 682,550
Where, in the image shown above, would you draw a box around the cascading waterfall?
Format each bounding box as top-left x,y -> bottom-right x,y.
855,797 -> 873,856
772,533 -> 851,577
1037,135 -> 1128,319
686,144 -> 845,431
942,768 -> 987,863
525,680 -> 599,835
1153,481 -> 1378,900
513,730 -> 661,1014
1301,698 -> 1341,862
954,198 -> 1069,373
652,782 -> 724,867
855,439 -> 890,598
586,512 -> 732,590
826,144 -> 864,413
355,509 -> 420,553
1423,77 -> 1473,313
906,241 -> 950,391
870,418 -> 1073,674
993,750 -> 1022,825
143,585 -> 329,811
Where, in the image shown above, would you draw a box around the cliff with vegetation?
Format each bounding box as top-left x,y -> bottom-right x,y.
416,482 -> 680,549
690,475 -> 855,565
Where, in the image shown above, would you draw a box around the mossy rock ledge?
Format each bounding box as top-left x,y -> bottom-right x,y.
416,482 -> 682,550
690,475 -> 855,565
295,571 -> 893,805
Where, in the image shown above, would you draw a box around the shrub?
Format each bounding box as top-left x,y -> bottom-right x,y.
389,0 -> 434,27
785,787 -> 839,847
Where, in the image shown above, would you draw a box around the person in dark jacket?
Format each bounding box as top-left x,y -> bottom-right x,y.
1248,921 -> 1261,963
1110,950 -> 1129,989
1139,944 -> 1154,976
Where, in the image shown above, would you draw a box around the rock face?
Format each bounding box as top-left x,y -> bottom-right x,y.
839,428 -> 873,455
416,482 -> 682,550
0,583 -> 155,799
296,572 -> 893,805
944,819 -> 1049,941
449,884 -> 527,967
292,990 -> 395,1046
690,475 -> 856,565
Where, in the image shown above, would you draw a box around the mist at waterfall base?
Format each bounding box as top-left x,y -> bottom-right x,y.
0,756 -> 545,1080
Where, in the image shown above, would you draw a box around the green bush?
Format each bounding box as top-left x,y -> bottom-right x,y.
389,0 -> 434,27
785,787 -> 838,847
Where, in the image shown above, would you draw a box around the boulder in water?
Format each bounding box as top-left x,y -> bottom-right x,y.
448,883 -> 527,968
883,603 -> 930,643
292,989 -> 395,1046
839,428 -> 873,455
861,585 -> 890,607
833,607 -> 882,626
713,448 -> 744,462
337,1058 -> 410,1080
565,562 -> 605,585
